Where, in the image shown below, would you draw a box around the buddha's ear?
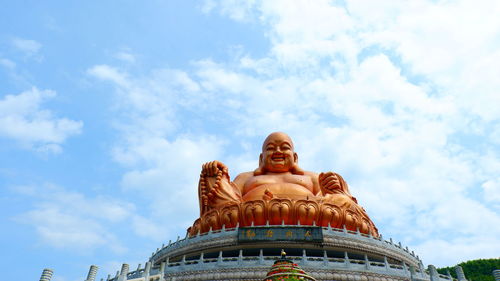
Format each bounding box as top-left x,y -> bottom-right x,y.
293,152 -> 298,163
254,153 -> 265,176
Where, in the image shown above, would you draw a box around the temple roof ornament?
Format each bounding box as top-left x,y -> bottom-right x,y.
263,249 -> 317,281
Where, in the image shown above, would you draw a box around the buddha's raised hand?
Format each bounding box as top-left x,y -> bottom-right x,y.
319,172 -> 358,203
319,172 -> 347,194
198,160 -> 240,215
202,160 -> 228,177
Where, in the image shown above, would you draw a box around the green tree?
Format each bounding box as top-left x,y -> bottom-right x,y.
437,258 -> 500,281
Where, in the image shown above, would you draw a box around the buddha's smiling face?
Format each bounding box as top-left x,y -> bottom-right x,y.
260,132 -> 298,173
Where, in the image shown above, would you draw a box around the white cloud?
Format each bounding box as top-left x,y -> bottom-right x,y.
88,64 -> 227,234
88,0 -> 500,267
24,207 -> 124,252
0,57 -> 16,69
200,0 -> 217,14
14,184 -> 131,253
114,51 -> 136,63
482,179 -> 500,205
131,215 -> 166,241
201,0 -> 258,22
416,234 -> 500,266
88,65 -> 130,88
11,38 -> 43,60
200,0 -> 499,266
0,87 -> 83,153
363,1 -> 500,123
118,136 -> 224,217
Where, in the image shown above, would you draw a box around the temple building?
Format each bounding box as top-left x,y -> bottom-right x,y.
263,250 -> 316,280
40,132 -> 475,281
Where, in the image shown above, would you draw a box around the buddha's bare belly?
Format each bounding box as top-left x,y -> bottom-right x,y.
242,175 -> 315,201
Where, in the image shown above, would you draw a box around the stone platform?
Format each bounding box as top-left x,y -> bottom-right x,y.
105,225 -> 456,281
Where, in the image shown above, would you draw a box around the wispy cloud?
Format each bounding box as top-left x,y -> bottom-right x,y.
0,57 -> 16,69
88,65 -> 225,231
84,0 -> 499,267
11,38 -> 43,61
200,0 -> 258,22
196,0 -> 500,266
14,184 -> 129,253
13,183 -> 170,253
0,88 -> 83,153
114,51 -> 136,63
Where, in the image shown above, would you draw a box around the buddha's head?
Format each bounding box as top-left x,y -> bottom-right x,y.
254,132 -> 304,175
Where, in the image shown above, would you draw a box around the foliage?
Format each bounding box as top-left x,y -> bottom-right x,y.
437,258 -> 500,281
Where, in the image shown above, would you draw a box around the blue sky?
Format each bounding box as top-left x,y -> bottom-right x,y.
1,1 -> 499,281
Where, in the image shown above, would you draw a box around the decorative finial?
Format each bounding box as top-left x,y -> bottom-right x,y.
281,249 -> 286,258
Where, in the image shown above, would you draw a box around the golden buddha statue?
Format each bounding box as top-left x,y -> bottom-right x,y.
189,132 -> 378,236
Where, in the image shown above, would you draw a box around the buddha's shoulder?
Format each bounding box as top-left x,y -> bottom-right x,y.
303,170 -> 319,178
233,171 -> 254,183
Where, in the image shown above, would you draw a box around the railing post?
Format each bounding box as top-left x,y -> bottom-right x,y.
429,265 -> 439,281
419,262 -> 425,277
455,265 -> 467,281
258,249 -> 264,264
301,249 -> 307,264
217,251 -> 223,264
85,265 -> 98,281
144,262 -> 151,281
118,264 -> 129,281
238,249 -> 243,265
159,261 -> 166,281
160,261 -> 166,274
410,265 -> 416,281
39,269 -> 54,281
492,269 -> 500,281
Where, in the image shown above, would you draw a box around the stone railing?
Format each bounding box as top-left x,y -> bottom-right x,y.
100,225 -> 473,281
107,253 -> 456,281
149,224 -> 421,267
